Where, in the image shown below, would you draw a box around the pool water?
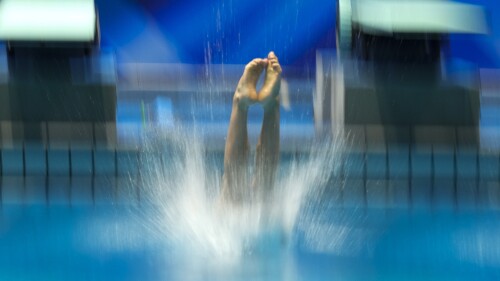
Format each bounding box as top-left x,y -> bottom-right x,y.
1,204 -> 500,281
0,128 -> 499,281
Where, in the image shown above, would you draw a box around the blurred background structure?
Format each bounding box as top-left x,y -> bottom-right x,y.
0,0 -> 498,205
0,0 -> 497,206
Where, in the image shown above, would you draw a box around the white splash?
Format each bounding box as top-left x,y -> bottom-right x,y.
138,126 -> 344,262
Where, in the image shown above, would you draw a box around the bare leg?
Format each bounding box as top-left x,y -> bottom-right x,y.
253,52 -> 282,200
221,58 -> 267,203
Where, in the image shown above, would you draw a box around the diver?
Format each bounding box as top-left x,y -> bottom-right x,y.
220,51 -> 282,203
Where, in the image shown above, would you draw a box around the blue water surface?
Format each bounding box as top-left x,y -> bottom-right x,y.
1,201 -> 500,281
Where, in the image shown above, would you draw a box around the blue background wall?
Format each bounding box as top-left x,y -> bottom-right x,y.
95,0 -> 500,67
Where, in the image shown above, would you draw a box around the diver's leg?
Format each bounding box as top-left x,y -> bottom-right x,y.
253,52 -> 282,198
221,58 -> 266,202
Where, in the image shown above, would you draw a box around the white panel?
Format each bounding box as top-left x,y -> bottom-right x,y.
0,0 -> 95,41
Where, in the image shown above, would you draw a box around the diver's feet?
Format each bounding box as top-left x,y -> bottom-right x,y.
258,51 -> 282,111
234,58 -> 267,110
